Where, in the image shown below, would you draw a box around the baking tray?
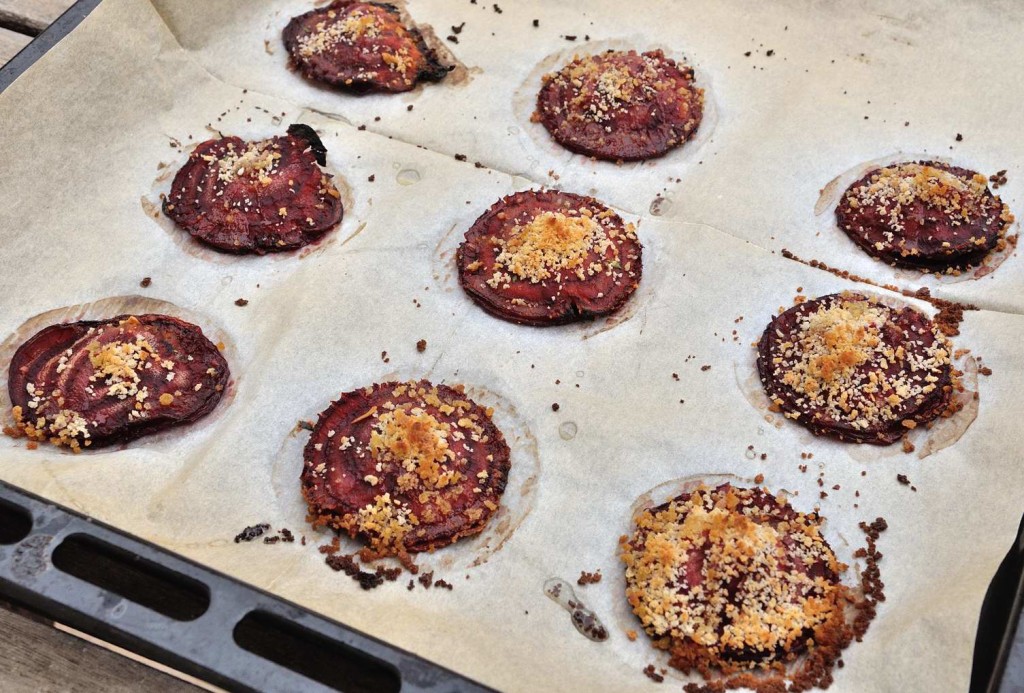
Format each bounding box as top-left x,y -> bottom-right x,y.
0,1 -> 1021,691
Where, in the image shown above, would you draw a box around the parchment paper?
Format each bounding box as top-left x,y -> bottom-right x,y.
0,1 -> 1022,691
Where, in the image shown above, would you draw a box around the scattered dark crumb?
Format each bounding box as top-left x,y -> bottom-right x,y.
474,161 -> 485,168
643,664 -> 665,683
979,366 -> 993,376
234,523 -> 270,543
492,3 -> 502,13
819,491 -> 828,499
759,453 -> 767,460
279,528 -> 294,543
263,535 -> 280,545
766,49 -> 775,56
297,419 -> 315,432
381,350 -> 389,363
532,19 -> 539,27
234,298 -> 249,307
452,22 -> 465,34
700,364 -> 711,372
754,473 -> 765,484
455,153 -> 467,161
447,35 -> 459,43
897,474 -> 910,486
406,104 -> 414,111
407,579 -> 415,591
368,174 -> 376,182
744,51 -> 751,57
374,116 -> 381,122
416,339 -> 427,353
564,35 -> 577,41
301,536 -> 307,546
832,484 -> 840,491
577,570 -> 602,585
357,124 -> 366,131
955,133 -> 963,142
418,571 -> 435,589
140,277 -> 152,288
989,170 -> 1008,189
552,402 -> 560,412
434,579 -> 454,591
672,372 -> 679,381
325,554 -> 382,590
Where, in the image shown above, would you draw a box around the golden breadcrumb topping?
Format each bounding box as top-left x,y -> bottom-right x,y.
770,293 -> 950,431
296,9 -> 382,58
845,163 -> 1003,240
621,485 -> 843,667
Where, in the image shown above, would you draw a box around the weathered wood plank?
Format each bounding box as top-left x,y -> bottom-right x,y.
0,0 -> 75,35
0,606 -> 200,692
0,25 -> 29,65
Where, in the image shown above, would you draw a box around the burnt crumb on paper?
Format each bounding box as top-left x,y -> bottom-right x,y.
989,169 -> 1008,189
234,298 -> 249,307
455,153 -> 468,161
416,338 -> 427,352
325,553 -> 402,590
577,570 -> 602,585
234,523 -> 270,543
551,402 -> 560,412
418,571 -> 435,589
643,664 -> 665,683
139,277 -> 152,288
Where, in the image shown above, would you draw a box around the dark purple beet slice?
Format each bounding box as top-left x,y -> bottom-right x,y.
835,161 -> 1012,271
8,314 -> 229,450
456,190 -> 642,326
302,380 -> 511,557
535,49 -> 704,162
283,1 -> 449,94
757,292 -> 954,444
163,128 -> 343,254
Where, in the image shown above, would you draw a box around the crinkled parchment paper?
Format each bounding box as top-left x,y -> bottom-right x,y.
0,1 -> 1022,691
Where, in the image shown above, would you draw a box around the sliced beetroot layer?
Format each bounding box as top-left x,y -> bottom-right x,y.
283,1 -> 449,94
757,292 -> 954,445
835,161 -> 1013,271
163,125 -> 343,255
302,380 -> 511,557
535,49 -> 704,161
7,314 -> 229,451
621,484 -> 845,672
456,190 -> 642,326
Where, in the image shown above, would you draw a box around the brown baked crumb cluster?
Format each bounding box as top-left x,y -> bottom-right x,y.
622,484 -> 887,691
758,292 -> 959,445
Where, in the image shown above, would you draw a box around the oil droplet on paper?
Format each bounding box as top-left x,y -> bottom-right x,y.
397,168 -> 421,185
558,421 -> 577,440
543,577 -> 608,642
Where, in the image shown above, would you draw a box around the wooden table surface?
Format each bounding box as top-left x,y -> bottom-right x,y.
0,1 -> 199,690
